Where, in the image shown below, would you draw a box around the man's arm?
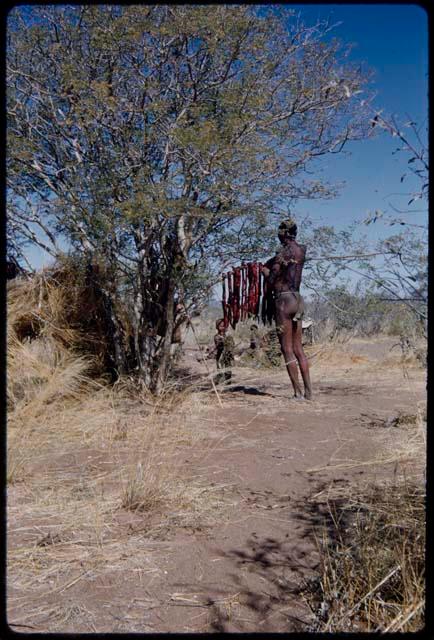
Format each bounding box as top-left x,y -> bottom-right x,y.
260,256 -> 275,278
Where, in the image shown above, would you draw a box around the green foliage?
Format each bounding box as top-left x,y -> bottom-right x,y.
7,5 -> 374,387
8,4 -> 373,260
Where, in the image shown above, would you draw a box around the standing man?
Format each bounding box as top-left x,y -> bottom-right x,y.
260,218 -> 312,400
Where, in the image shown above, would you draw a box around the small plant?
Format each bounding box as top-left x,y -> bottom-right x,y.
113,419 -> 128,441
6,445 -> 28,485
121,461 -> 169,512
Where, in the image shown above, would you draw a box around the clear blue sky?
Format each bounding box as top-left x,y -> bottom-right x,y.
286,3 -> 428,241
21,3 -> 428,268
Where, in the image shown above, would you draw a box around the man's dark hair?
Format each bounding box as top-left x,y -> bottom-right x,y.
278,218 -> 297,238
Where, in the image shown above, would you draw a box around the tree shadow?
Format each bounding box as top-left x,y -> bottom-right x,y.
201,480 -> 356,632
167,365 -> 210,391
168,365 -> 278,397
203,533 -> 315,631
318,384 -> 367,396
222,384 -> 271,396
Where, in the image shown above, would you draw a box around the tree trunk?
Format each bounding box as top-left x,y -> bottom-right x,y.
105,294 -> 128,377
86,260 -> 128,377
149,276 -> 176,395
97,283 -> 128,377
138,328 -> 156,389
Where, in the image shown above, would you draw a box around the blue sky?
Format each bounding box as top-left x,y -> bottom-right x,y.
285,3 -> 428,241
18,3 -> 429,269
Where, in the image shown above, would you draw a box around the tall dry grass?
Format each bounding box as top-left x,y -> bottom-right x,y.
306,481 -> 425,632
7,261 -> 122,376
303,410 -> 426,632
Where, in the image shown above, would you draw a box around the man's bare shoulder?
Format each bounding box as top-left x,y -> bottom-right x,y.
296,243 -> 307,256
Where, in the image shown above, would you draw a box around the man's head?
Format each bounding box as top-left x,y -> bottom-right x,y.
278,218 -> 297,243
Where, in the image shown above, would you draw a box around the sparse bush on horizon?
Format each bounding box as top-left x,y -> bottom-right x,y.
307,287 -> 426,344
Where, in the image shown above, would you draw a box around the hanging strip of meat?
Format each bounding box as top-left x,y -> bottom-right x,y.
252,262 -> 260,317
261,274 -> 267,325
245,264 -> 249,319
222,273 -> 228,327
255,263 -> 262,319
245,264 -> 249,320
227,271 -> 233,328
232,266 -> 241,328
241,263 -> 248,321
246,262 -> 255,318
246,263 -> 252,315
239,266 -> 243,322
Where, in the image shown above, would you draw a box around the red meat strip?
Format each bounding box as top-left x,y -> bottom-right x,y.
241,264 -> 248,321
222,273 -> 228,327
232,266 -> 241,328
247,262 -> 254,315
255,263 -> 262,318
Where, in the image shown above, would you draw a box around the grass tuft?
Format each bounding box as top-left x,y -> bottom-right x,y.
304,479 -> 425,632
121,460 -> 174,513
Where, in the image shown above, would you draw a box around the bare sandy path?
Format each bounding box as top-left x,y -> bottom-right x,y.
139,340 -> 425,632
7,338 -> 425,633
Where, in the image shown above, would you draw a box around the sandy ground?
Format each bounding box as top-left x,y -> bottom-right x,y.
7,336 -> 426,633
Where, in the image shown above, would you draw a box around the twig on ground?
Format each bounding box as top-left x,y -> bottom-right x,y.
381,600 -> 424,632
328,565 -> 401,630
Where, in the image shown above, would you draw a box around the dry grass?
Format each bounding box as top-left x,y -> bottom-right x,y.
7,273 -> 232,632
7,363 -> 229,630
303,408 -> 426,633
7,261 -> 119,375
304,481 -> 425,632
7,336 -> 97,485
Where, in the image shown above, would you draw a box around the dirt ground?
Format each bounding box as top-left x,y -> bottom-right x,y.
7,336 -> 426,633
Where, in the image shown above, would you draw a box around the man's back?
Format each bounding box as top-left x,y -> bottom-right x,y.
266,240 -> 306,293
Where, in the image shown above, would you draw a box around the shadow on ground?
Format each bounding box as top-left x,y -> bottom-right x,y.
223,384 -> 271,396
318,384 -> 368,396
167,365 -> 209,391
181,479 -> 356,632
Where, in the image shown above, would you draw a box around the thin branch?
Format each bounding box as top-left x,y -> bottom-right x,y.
306,251 -> 396,262
343,264 -> 427,320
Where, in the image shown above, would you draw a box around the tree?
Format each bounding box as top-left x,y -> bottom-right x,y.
361,113 -> 428,334
7,5 -> 373,392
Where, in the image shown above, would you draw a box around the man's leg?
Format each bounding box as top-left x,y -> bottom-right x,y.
277,320 -> 303,398
293,320 -> 312,399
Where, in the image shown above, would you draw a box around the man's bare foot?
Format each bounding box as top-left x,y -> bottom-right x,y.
304,391 -> 312,400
